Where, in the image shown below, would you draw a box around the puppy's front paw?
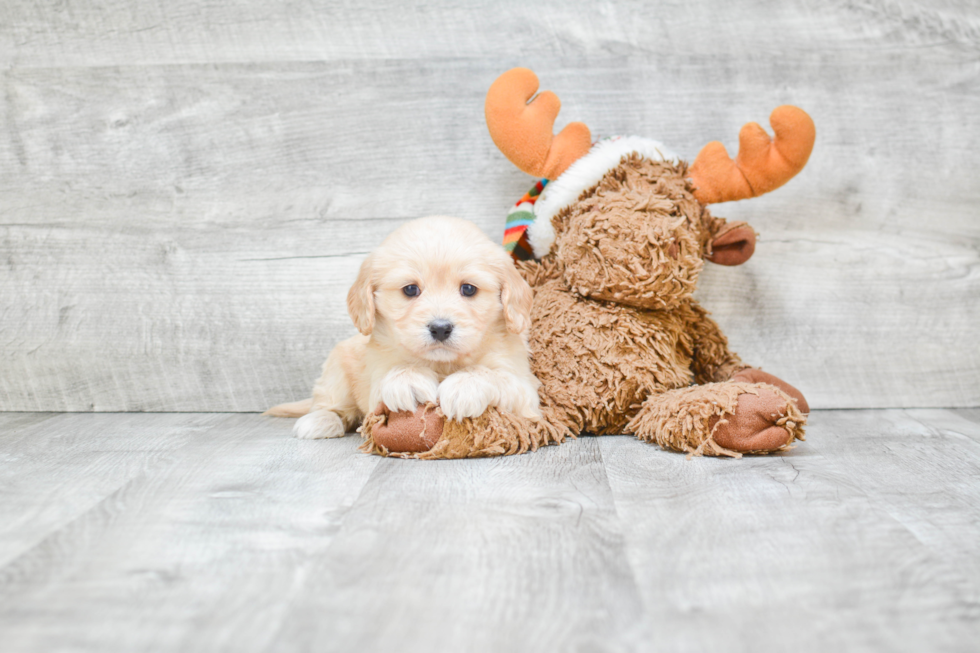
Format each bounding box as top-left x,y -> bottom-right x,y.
379,367 -> 439,413
294,409 -> 346,439
438,371 -> 500,421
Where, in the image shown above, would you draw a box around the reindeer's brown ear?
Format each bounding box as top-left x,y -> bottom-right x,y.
347,254 -> 376,335
499,259 -> 533,334
706,221 -> 756,266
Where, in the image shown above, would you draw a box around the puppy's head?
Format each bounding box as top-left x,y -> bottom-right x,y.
347,216 -> 532,362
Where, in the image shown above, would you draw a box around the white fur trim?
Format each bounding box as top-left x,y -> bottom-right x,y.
526,136 -> 680,258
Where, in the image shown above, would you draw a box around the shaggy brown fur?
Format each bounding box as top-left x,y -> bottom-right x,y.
553,156 -> 721,310
361,156 -> 808,458
362,403 -> 567,460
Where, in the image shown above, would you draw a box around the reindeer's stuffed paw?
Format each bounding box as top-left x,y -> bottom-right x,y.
731,369 -> 809,414
709,387 -> 806,453
368,403 -> 444,454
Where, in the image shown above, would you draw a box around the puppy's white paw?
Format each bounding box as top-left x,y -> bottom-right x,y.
438,371 -> 500,421
379,367 -> 439,413
294,409 -> 346,439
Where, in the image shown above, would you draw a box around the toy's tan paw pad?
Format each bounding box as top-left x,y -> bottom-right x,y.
370,403 -> 444,453
710,388 -> 798,453
731,369 -> 809,414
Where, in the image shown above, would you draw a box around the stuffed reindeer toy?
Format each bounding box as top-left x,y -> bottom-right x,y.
361,67 -> 815,459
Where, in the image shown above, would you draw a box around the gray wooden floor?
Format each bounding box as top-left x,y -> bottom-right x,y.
1,410 -> 978,653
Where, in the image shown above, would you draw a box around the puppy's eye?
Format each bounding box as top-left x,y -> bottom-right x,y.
460,284 -> 477,297
402,284 -> 420,298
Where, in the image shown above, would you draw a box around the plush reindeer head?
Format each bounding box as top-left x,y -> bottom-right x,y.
486,68 -> 815,310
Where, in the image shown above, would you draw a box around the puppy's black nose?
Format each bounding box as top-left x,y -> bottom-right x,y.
428,320 -> 454,342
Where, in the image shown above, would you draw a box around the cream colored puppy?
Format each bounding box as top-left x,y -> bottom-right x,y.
268,216 -> 541,439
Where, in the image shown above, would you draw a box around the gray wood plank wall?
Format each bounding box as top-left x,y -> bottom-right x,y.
1,0 -> 978,411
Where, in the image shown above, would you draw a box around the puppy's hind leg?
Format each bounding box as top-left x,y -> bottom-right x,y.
295,340 -> 363,440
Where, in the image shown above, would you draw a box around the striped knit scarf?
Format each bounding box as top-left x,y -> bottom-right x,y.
503,179 -> 548,261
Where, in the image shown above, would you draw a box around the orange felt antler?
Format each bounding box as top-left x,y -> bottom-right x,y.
485,68 -> 593,180
689,106 -> 816,204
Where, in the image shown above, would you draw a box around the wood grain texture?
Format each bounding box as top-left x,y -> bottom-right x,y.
267,438 -> 647,653
0,413 -> 381,652
0,412 -> 226,568
1,0 -> 978,411
0,410 -> 978,652
599,408 -> 980,652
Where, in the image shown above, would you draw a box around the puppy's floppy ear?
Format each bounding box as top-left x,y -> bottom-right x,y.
347,254 -> 376,335
499,259 -> 533,334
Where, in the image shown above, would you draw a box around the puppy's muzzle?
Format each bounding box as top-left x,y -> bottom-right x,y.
428,320 -> 454,342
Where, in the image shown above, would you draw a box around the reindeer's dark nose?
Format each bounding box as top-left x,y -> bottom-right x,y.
428,320 -> 454,342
